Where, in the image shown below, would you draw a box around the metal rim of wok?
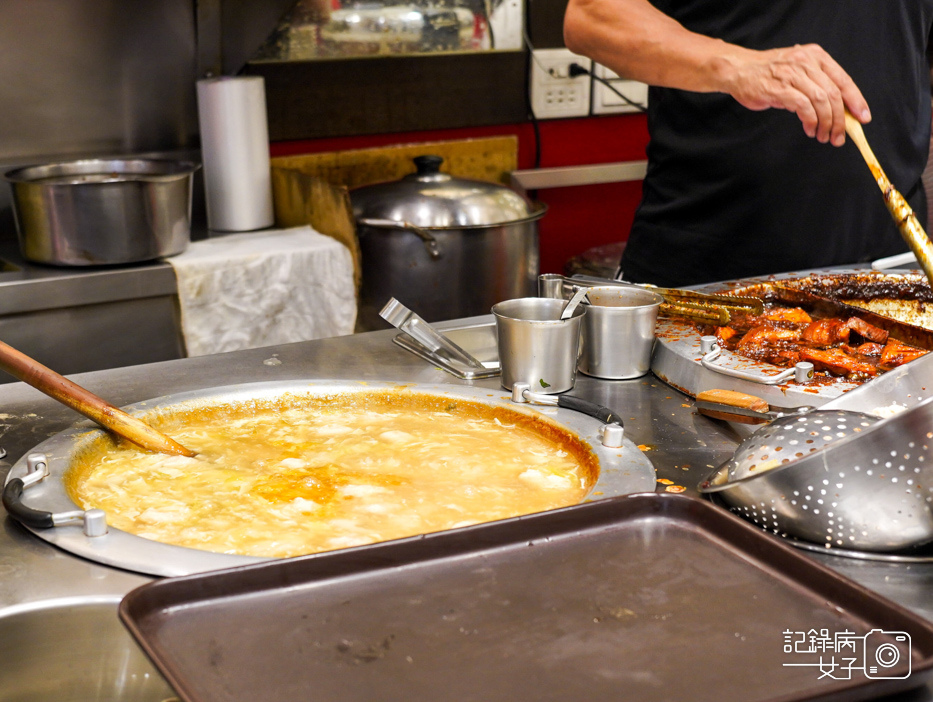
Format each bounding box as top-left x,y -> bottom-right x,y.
2,379 -> 656,577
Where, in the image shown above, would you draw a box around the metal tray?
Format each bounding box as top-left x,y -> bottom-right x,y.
650,268 -> 933,408
120,494 -> 933,702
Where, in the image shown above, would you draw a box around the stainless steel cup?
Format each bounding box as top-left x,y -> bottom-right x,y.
578,286 -> 663,379
492,297 -> 585,393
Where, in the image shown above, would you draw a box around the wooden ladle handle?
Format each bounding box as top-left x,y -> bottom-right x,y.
0,339 -> 195,457
844,110 -> 933,285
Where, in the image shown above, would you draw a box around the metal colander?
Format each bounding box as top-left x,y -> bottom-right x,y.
722,410 -> 879,482
699,400 -> 933,552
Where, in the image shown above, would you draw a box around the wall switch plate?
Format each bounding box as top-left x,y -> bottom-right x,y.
529,48 -> 592,119
591,63 -> 648,115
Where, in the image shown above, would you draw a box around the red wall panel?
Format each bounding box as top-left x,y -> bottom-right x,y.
270,113 -> 649,273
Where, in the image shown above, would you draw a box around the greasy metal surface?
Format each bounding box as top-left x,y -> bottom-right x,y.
0,303 -> 930,700
0,598 -> 175,701
120,494 -> 933,702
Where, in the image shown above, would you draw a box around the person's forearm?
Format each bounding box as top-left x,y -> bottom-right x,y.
563,0 -> 751,93
563,0 -> 870,146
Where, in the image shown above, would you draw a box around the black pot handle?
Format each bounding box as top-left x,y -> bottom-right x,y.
2,478 -> 54,529
413,155 -> 444,175
556,395 -> 624,427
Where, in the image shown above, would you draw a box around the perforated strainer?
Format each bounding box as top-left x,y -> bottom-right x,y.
699,399 -> 933,552
721,410 -> 879,482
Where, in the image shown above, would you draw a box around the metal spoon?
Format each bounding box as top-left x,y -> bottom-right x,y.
560,287 -> 588,320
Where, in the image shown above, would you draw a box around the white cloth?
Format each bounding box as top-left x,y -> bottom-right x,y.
167,226 -> 356,357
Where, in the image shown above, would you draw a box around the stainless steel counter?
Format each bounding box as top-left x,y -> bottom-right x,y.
0,318 -> 931,698
0,243 -> 184,378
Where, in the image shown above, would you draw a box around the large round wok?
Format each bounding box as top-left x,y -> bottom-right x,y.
2,380 -> 656,577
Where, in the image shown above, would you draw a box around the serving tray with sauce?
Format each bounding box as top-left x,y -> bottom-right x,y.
120,494 -> 933,702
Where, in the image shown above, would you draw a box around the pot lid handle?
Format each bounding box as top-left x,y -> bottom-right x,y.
413,155 -> 444,176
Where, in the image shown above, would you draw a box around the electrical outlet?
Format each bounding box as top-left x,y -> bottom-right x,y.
591,63 -> 649,115
529,48 -> 592,119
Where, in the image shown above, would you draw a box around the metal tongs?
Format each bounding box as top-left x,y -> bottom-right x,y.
380,298 -> 499,379
538,274 -> 763,325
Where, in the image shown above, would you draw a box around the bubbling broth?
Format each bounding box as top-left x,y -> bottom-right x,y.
67,391 -> 599,558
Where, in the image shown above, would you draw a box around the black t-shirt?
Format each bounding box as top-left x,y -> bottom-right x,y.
619,1 -> 933,287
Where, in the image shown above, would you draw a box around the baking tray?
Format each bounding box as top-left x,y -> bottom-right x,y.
120,494 -> 933,702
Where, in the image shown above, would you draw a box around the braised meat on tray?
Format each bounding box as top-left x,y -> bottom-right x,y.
699,306 -> 928,380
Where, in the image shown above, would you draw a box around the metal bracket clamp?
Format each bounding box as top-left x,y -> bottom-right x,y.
699,336 -> 814,386
1,452 -> 108,536
510,383 -> 625,446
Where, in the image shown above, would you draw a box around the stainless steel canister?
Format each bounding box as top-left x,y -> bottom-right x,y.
492,297 -> 585,393
4,158 -> 200,266
578,286 -> 662,379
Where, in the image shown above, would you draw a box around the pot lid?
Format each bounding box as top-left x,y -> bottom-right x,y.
351,155 -> 541,228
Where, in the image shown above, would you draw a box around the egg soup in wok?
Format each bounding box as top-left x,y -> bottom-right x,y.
67,391 -> 599,558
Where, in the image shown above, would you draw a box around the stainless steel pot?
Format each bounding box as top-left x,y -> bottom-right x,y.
351,155 -> 546,330
4,158 -> 200,266
1,379 -> 654,577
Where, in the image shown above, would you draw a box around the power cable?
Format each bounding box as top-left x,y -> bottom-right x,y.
569,62 -> 648,113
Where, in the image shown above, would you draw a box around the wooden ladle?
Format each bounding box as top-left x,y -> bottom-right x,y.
0,339 -> 195,457
844,110 -> 933,286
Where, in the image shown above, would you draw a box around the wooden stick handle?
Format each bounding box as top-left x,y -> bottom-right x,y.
844,110 -> 933,285
0,339 -> 195,457
695,389 -> 769,413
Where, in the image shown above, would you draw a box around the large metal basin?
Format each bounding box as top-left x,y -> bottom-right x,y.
2,380 -> 655,577
0,598 -> 175,702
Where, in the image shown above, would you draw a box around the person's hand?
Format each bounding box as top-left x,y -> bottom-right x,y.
724,43 -> 870,146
